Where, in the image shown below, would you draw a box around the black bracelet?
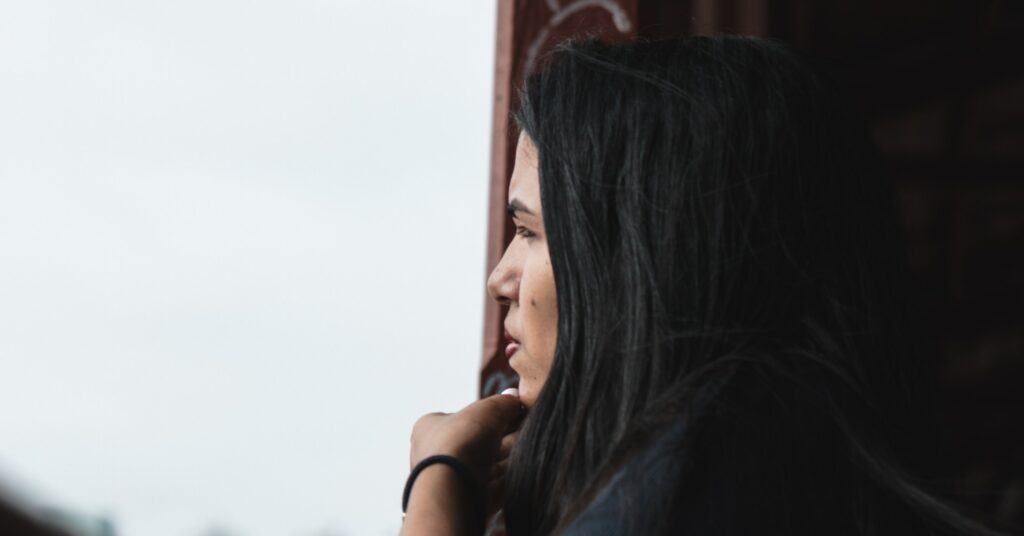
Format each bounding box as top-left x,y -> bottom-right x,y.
402,455 -> 486,531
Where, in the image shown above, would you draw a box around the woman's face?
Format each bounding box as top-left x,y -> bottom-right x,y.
487,132 -> 558,409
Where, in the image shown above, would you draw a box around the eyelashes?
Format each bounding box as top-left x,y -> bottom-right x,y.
516,225 -> 537,239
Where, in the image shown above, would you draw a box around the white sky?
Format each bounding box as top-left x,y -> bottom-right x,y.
0,1 -> 497,534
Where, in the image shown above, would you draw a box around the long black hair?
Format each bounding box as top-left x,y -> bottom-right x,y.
504,36 -> 1004,535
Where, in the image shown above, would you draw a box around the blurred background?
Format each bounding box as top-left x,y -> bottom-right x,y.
0,1 -> 496,535
2,1 -> 1023,535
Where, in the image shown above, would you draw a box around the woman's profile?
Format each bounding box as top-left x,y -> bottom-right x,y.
400,35 -> 1008,535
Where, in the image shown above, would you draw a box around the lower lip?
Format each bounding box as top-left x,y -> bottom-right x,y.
505,342 -> 519,359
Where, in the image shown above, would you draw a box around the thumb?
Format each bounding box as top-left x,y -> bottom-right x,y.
477,389 -> 527,432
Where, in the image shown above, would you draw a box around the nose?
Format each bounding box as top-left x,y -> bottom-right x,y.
487,244 -> 519,307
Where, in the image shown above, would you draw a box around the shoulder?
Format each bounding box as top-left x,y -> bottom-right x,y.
560,415 -> 689,535
558,363 -> 846,535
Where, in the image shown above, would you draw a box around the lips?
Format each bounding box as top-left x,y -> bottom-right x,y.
504,328 -> 520,359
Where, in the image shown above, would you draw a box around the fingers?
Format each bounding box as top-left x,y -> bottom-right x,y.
485,473 -> 507,519
488,457 -> 509,481
411,411 -> 447,438
477,392 -> 527,432
408,395 -> 524,479
499,432 -> 518,459
486,450 -> 511,519
488,432 -> 518,482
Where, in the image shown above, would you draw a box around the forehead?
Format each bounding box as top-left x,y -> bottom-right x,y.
509,132 -> 539,197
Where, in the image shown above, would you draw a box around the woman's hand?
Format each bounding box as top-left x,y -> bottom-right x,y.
404,389 -> 524,535
410,388 -> 525,486
485,423 -> 519,519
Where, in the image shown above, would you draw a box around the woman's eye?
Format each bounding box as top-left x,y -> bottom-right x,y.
516,226 -> 536,239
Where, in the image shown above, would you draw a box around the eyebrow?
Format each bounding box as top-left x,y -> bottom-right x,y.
507,198 -> 535,219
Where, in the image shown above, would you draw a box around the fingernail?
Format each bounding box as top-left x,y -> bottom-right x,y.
501,387 -> 519,397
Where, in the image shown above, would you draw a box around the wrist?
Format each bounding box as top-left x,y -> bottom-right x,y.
411,448 -> 486,484
402,455 -> 486,534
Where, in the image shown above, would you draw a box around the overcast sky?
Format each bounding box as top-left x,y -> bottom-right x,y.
0,2 -> 496,534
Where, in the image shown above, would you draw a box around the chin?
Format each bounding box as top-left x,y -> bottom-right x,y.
510,359 -> 539,408
517,382 -> 539,409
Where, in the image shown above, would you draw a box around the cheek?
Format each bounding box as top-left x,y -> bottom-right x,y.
521,261 -> 558,374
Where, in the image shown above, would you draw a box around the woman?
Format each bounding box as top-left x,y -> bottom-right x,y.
402,36 -> 1006,535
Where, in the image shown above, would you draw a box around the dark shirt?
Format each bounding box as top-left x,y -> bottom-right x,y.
561,416 -> 688,535
556,365 -> 936,536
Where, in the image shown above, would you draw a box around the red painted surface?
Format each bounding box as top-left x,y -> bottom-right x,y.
481,0 -> 640,398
